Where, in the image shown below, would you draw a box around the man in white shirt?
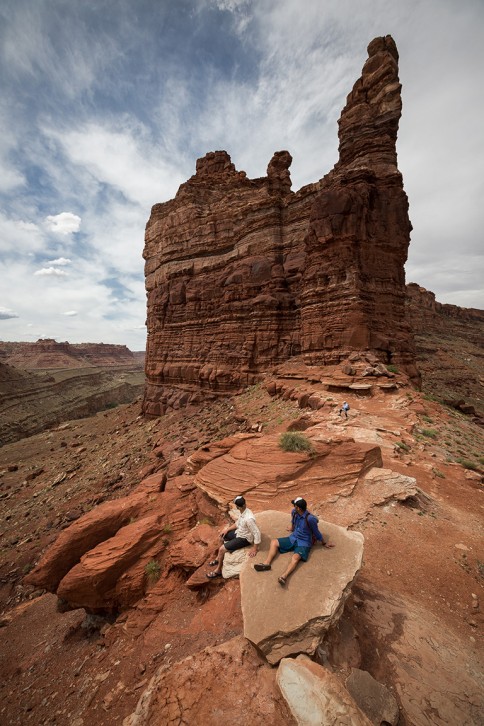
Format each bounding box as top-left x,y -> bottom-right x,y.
206,495 -> 261,579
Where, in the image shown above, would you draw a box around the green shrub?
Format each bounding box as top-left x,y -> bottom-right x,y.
421,415 -> 433,424
386,364 -> 399,373
162,523 -> 172,534
432,468 -> 445,479
421,429 -> 438,439
455,458 -> 479,471
279,431 -> 314,453
144,559 -> 161,584
395,441 -> 410,452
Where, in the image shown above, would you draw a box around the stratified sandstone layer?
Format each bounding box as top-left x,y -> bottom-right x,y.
143,35 -> 419,416
406,283 -> 484,417
0,339 -> 139,369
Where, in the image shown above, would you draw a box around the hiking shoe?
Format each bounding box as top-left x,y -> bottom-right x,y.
254,564 -> 271,571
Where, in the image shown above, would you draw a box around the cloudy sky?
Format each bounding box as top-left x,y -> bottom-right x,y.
1,0 -> 482,351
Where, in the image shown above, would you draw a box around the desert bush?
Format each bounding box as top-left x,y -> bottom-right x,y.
279,431 -> 313,453
144,559 -> 161,584
421,429 -> 438,439
455,458 -> 479,471
395,441 -> 410,452
386,364 -> 399,373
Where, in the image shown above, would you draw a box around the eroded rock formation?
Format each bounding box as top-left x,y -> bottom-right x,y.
0,339 -> 140,369
277,655 -> 372,725
143,35 -> 419,416
406,283 -> 484,417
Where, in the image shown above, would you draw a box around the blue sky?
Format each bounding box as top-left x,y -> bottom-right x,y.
1,0 -> 483,351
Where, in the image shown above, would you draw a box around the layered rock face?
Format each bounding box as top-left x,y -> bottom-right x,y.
405,283 -> 484,417
406,283 -> 484,345
143,35 -> 418,417
0,339 -> 139,369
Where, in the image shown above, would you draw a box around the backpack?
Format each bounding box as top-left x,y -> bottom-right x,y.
292,509 -> 319,545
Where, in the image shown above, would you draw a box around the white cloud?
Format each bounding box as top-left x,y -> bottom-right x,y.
34,267 -> 69,277
46,257 -> 72,266
63,310 -> 78,316
0,213 -> 45,254
46,121 -> 184,208
0,306 -> 19,320
45,212 -> 81,235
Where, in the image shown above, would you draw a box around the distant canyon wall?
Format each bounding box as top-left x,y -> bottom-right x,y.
0,339 -> 141,370
406,284 -> 484,346
143,36 -> 420,416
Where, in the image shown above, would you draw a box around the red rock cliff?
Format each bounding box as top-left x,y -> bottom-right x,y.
143,36 -> 419,417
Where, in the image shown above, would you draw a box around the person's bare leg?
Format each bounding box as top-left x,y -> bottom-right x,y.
281,553 -> 301,580
211,544 -> 226,574
262,538 -> 280,566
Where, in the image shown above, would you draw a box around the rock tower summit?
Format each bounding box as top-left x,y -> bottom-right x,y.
142,35 -> 419,416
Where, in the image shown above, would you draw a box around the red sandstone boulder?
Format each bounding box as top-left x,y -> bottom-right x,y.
241,512 -> 364,664
125,636 -> 295,725
193,431 -> 382,512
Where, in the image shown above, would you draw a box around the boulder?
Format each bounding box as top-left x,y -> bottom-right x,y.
241,511 -> 363,664
124,636 -> 295,725
326,468 -> 418,527
346,668 -> 400,725
222,547 -> 249,579
57,514 -> 167,610
193,432 -> 382,512
167,523 -> 219,572
27,484 -> 197,610
26,471 -> 167,591
277,654 -> 372,725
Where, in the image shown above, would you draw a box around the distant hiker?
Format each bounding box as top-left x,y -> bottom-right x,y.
206,495 -> 261,579
254,497 -> 334,586
339,401 -> 350,418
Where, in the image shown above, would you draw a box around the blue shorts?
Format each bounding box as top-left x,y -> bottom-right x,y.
277,536 -> 311,562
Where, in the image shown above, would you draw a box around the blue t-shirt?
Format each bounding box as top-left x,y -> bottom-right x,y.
289,509 -> 322,548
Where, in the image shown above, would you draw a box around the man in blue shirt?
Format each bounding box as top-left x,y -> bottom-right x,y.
254,497 -> 334,586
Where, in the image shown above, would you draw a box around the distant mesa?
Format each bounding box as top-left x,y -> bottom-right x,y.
142,35 -> 418,417
0,338 -> 144,370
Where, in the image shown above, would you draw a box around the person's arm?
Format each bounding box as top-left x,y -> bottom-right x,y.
309,516 -> 323,543
219,522 -> 237,538
310,517 -> 335,548
246,518 -> 261,557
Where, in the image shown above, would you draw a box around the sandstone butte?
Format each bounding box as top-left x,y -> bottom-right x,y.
142,34 -> 420,418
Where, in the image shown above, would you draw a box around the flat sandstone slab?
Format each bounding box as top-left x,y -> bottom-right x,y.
241,511 -> 363,664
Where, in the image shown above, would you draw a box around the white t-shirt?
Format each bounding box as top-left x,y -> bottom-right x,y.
235,507 -> 261,544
